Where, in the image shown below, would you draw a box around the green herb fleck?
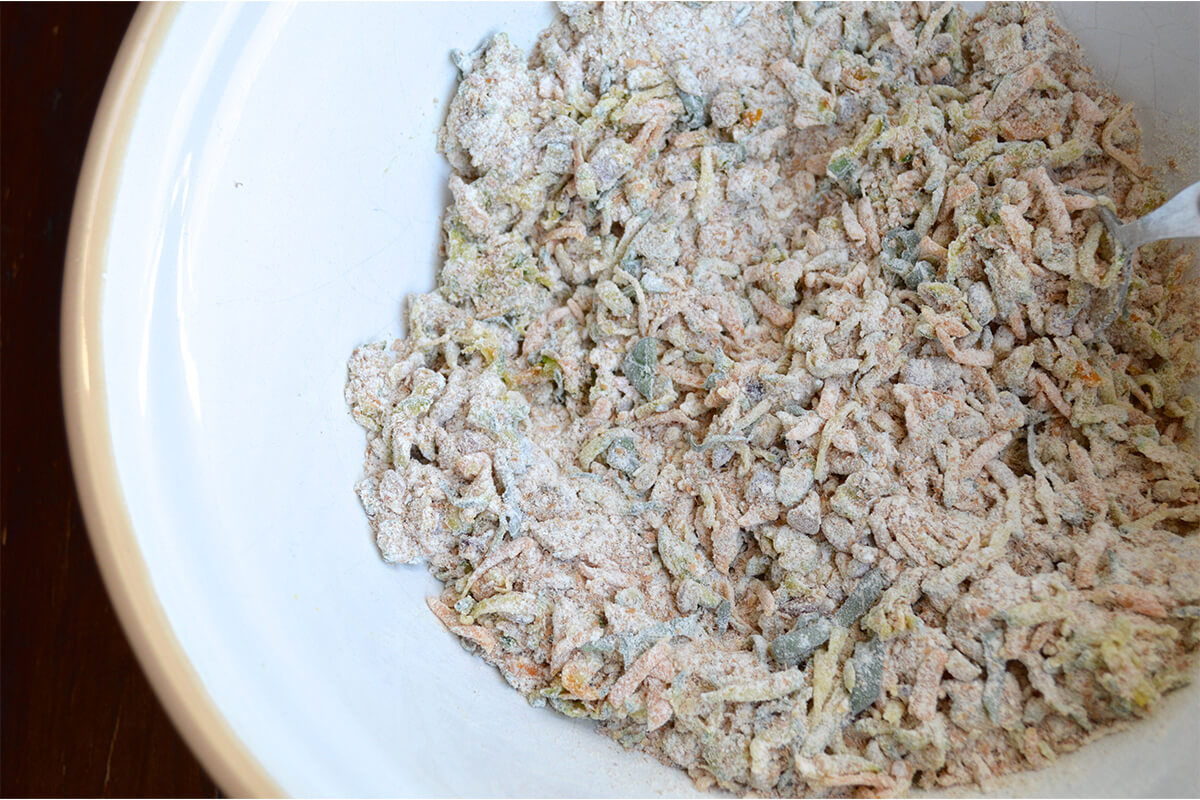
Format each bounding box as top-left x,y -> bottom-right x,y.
623,336 -> 659,399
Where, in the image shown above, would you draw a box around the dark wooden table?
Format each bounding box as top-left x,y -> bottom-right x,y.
2,5 -> 221,796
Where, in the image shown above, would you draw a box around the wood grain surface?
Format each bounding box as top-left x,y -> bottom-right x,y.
1,5 -> 222,797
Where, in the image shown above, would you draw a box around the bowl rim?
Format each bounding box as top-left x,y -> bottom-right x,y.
59,4 -> 281,796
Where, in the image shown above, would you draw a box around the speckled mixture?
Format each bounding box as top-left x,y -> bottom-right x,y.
347,3 -> 1200,794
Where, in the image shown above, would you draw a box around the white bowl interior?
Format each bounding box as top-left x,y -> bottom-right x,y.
93,3 -> 1199,796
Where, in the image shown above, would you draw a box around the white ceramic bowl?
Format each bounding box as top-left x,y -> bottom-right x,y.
63,3 -> 1200,796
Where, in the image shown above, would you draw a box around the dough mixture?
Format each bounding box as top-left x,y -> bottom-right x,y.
347,3 -> 1200,794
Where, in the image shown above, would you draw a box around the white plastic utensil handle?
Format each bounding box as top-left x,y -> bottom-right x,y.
1120,180 -> 1200,251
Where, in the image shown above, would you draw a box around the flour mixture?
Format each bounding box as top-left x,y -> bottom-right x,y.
347,3 -> 1200,794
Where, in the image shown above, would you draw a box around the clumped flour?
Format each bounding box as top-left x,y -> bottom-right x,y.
347,3 -> 1200,794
